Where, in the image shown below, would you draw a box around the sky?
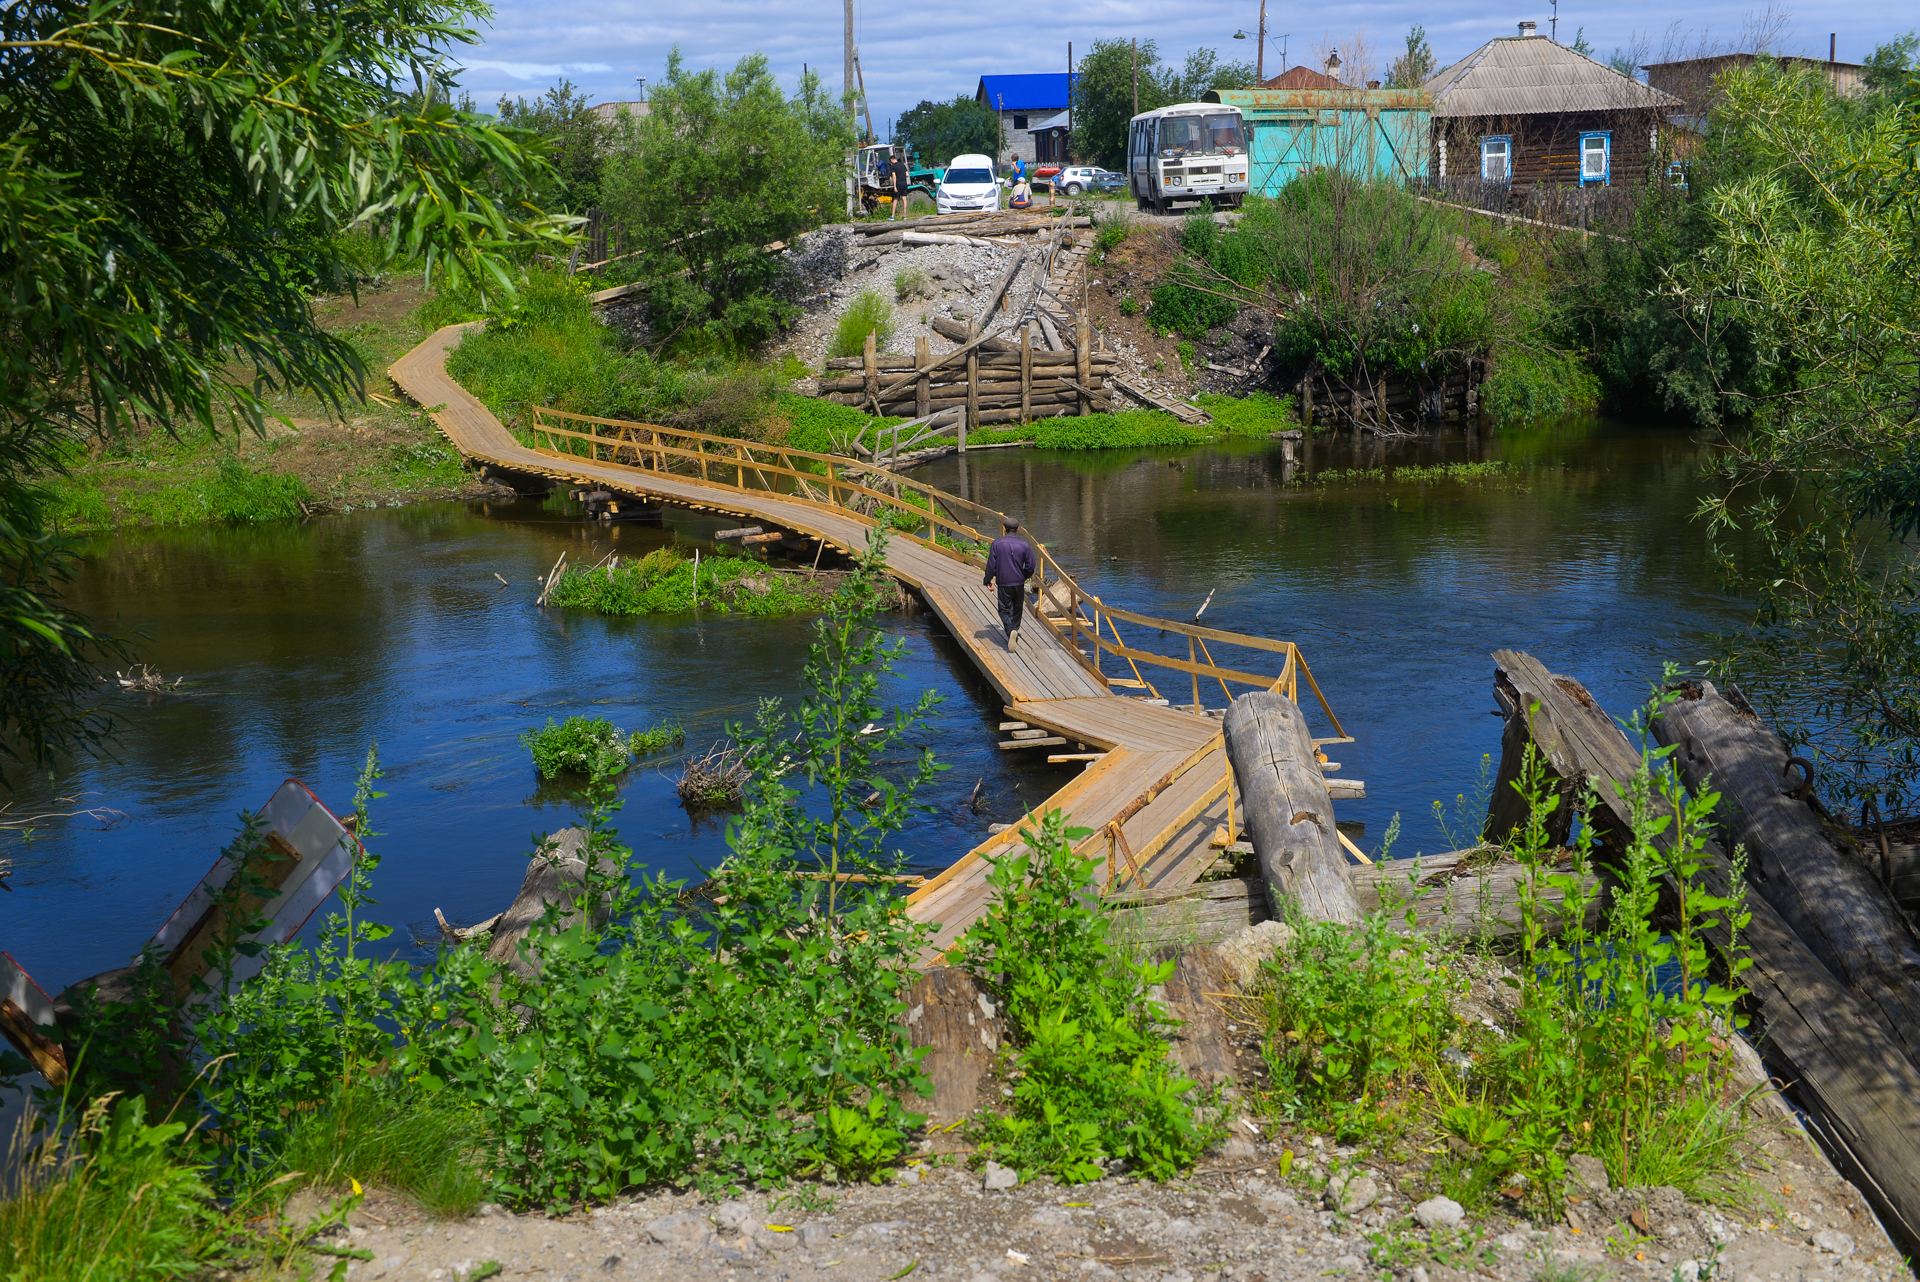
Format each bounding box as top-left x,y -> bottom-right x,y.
451,0 -> 1904,133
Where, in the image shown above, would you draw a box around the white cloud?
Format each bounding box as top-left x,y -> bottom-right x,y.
454,0 -> 1900,134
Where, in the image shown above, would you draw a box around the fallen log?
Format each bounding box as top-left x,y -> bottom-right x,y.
1350,850 -> 1605,943
484,828 -> 621,980
1222,691 -> 1360,923
1485,649 -> 1920,1250
902,231 -> 991,248
1650,681 -> 1920,1064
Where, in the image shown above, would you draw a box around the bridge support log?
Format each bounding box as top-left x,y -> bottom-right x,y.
1485,649 -> 1920,1253
1649,681 -> 1920,1064
1223,692 -> 1359,924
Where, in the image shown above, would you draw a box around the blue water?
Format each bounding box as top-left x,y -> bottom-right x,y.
0,417 -> 1747,997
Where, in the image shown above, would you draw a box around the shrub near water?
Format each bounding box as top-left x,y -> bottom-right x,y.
521,715 -> 650,779
546,546 -> 822,616
960,809 -> 1220,1183
828,289 -> 897,359
1257,676 -> 1756,1213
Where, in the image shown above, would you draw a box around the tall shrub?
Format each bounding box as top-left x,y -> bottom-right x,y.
599,54 -> 854,351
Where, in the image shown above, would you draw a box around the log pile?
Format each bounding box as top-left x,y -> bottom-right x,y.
1297,363 -> 1485,430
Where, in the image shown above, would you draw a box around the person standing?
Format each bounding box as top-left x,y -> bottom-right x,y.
889,148 -> 910,219
983,518 -> 1036,649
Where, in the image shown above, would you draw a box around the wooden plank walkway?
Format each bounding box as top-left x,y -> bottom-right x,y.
389,323 -> 1260,949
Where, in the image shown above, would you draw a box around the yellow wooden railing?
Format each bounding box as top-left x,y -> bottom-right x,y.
527,405 -> 1347,737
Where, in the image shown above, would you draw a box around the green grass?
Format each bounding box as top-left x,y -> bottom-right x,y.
545,546 -> 832,617
0,1095 -> 226,1281
277,1081 -> 487,1218
1298,460 -> 1514,485
827,290 -> 896,360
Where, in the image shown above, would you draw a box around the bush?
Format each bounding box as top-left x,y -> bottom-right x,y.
520,715 -> 640,779
546,549 -> 821,617
960,809 -> 1220,1183
828,290 -> 897,359
1480,344 -> 1600,423
773,392 -> 904,455
1032,410 -> 1203,450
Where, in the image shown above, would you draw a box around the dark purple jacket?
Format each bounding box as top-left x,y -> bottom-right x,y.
983,534 -> 1036,587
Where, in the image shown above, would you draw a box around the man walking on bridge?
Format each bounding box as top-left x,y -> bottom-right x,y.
983,519 -> 1035,650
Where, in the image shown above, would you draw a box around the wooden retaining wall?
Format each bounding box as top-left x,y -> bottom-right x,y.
1295,362 -> 1487,429
819,333 -> 1121,426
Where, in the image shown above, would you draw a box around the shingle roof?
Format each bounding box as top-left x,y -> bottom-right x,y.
976,73 -> 1076,112
1424,36 -> 1680,117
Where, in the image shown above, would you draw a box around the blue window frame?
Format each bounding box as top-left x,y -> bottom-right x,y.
1480,135 -> 1511,181
1579,131 -> 1611,185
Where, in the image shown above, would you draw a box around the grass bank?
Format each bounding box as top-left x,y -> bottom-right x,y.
43,278 -> 487,532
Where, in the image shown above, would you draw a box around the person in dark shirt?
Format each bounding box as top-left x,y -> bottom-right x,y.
889,150 -> 910,219
982,518 -> 1036,649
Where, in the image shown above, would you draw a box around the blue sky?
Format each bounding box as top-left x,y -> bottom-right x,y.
451,1 -> 1904,131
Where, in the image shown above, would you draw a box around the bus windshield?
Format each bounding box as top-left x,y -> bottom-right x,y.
1155,113 -> 1245,157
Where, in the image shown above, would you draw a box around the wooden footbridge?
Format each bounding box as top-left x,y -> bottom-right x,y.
392,324 -> 1351,951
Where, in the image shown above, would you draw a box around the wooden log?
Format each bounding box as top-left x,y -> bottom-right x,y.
999,735 -> 1068,749
1020,326 -> 1031,422
1076,317 -> 1091,416
863,331 -> 879,414
902,967 -> 1002,1132
1349,850 -> 1605,943
1650,682 -> 1920,1063
902,231 -> 991,247
1223,691 -> 1360,923
1485,649 -> 1920,1250
1107,876 -> 1270,950
914,336 -> 930,419
965,317 -> 978,448
931,315 -> 1013,352
484,828 -> 620,980
984,248 -> 1028,319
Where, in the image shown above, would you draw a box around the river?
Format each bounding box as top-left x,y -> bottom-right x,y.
2,417 -> 1748,992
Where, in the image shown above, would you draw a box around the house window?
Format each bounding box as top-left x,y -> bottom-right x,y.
1013,114 -> 1028,130
1480,136 -> 1510,182
1579,132 -> 1611,185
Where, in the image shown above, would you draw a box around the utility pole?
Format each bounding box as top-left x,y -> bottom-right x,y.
843,0 -> 856,133
1067,42 -> 1075,160
1131,38 -> 1138,115
1257,0 -> 1266,82
1550,0 -> 1558,43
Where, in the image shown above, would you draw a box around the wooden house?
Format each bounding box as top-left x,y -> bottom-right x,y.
1205,87 -> 1430,194
1423,22 -> 1680,206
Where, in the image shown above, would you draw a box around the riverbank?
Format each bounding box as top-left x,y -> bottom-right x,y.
42,277 -> 510,532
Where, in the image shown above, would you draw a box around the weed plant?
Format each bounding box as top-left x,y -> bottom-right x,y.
1256,682 -> 1755,1213
277,1080 -> 486,1216
960,810 -> 1220,1183
827,290 -> 897,359
893,268 -> 932,302
520,716 -> 646,779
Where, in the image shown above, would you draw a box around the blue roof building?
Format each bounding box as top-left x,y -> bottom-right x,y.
975,73 -> 1079,167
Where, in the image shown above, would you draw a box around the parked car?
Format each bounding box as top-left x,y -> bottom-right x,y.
1054,165 -> 1124,196
936,154 -> 1000,214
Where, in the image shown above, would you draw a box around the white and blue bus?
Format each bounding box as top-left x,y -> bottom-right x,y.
1126,102 -> 1250,213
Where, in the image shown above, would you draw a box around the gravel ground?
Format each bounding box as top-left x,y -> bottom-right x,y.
779,226 -> 1058,388
315,1112 -> 1906,1282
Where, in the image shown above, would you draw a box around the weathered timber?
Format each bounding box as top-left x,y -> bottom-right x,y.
1485,649 -> 1920,1250
931,315 -> 1012,352
485,828 -> 620,980
984,248 -> 1028,319
1350,850 -> 1605,943
1222,691 -> 1360,923
1108,876 -> 1270,949
902,967 -> 1001,1132
1650,681 -> 1920,1064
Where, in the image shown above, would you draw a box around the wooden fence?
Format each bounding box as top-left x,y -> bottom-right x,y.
1297,362 -> 1486,429
524,406 -> 1347,738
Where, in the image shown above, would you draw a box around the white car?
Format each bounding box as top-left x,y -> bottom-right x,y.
1054,165 -> 1122,196
936,154 -> 1000,214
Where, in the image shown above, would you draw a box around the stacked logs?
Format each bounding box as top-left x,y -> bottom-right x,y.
819,337 -> 1119,423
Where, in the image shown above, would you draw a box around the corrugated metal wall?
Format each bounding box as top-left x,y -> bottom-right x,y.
1206,89 -> 1431,195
